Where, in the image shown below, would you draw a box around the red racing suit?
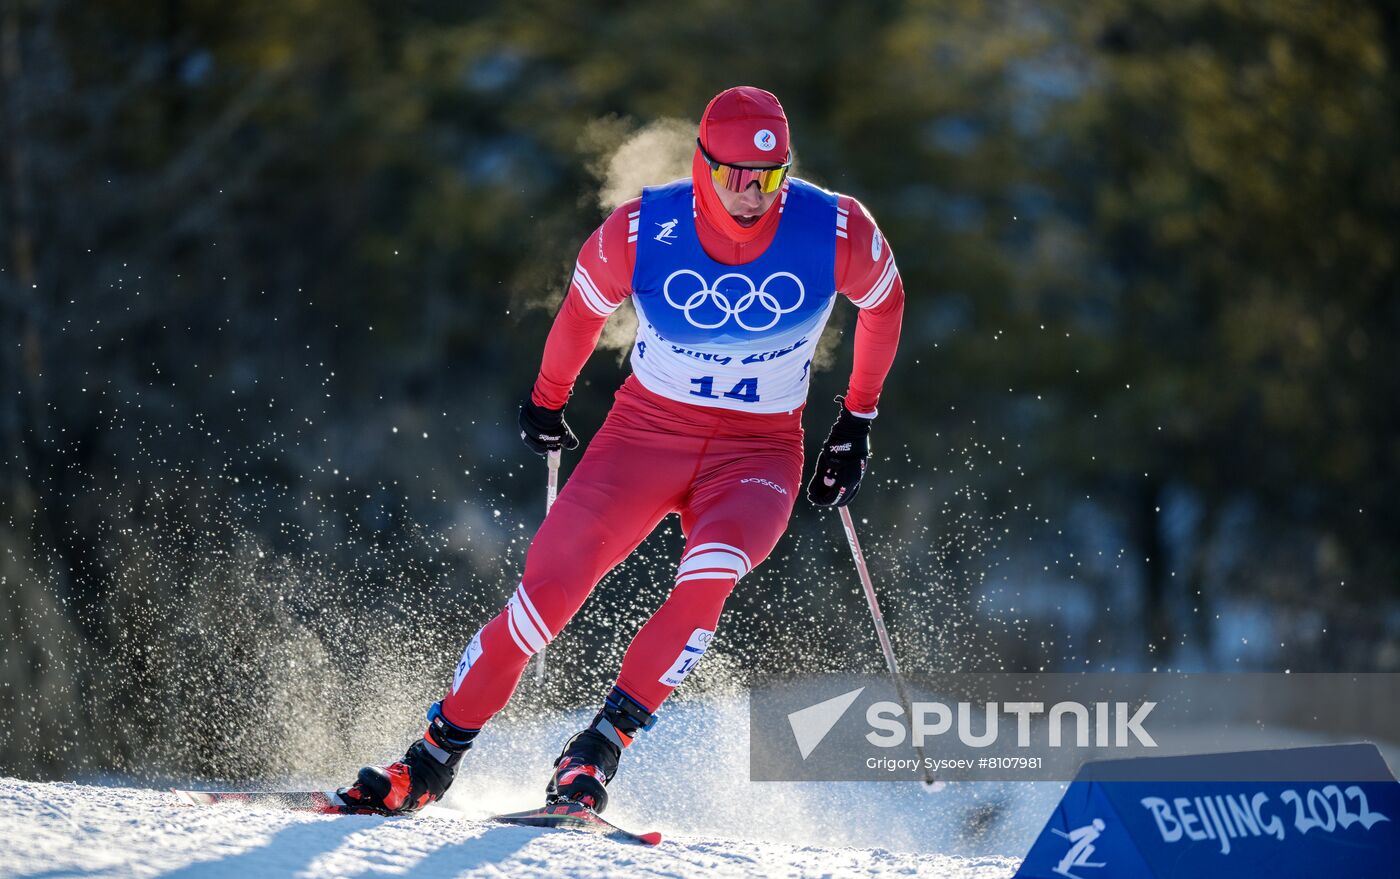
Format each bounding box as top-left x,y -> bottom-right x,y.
439,168 -> 904,729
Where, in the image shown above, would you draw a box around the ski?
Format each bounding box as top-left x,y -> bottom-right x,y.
490,800 -> 662,846
171,788 -> 349,814
173,788 -> 662,844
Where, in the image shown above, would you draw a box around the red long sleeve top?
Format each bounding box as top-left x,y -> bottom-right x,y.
531,180 -> 903,418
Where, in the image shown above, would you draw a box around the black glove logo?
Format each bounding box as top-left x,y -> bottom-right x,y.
806,401 -> 872,508
519,398 -> 580,456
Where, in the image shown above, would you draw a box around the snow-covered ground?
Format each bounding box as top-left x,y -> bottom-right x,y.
8,686 -> 1385,877
0,779 -> 1020,878
0,696 -> 1034,878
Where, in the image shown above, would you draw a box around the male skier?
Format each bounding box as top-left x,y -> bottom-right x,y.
339,86 -> 905,814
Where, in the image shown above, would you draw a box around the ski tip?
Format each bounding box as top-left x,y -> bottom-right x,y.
637,831 -> 663,846
167,788 -> 347,814
171,789 -> 213,806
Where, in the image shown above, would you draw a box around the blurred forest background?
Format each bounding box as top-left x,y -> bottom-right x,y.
2,0 -> 1397,781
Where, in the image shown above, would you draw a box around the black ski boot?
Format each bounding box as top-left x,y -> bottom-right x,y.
546,687 -> 655,814
338,701 -> 479,814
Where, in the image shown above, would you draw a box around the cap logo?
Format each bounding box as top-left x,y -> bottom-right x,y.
754,129 -> 777,151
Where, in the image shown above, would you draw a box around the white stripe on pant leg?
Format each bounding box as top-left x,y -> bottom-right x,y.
508,593 -> 547,653
674,571 -> 741,586
514,583 -> 552,645
505,611 -> 533,656
677,553 -> 746,581
677,549 -> 749,580
682,540 -> 751,565
680,542 -> 752,574
508,594 -> 545,653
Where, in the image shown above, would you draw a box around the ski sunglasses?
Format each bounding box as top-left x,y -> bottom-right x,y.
697,138 -> 790,194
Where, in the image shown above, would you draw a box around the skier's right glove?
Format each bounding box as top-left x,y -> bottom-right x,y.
806,399 -> 872,507
519,397 -> 580,456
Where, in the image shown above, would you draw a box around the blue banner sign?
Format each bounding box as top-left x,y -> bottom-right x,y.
1016,743 -> 1399,878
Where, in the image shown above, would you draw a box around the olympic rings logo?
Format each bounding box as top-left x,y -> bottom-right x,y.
662,269 -> 806,332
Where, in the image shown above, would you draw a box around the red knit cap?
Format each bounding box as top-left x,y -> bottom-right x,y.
698,86 -> 790,165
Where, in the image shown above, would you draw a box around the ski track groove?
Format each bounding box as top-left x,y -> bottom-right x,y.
0,779 -> 1021,878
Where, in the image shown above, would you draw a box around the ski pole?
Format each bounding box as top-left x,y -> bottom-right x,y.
837,505 -> 941,790
532,450 -> 561,683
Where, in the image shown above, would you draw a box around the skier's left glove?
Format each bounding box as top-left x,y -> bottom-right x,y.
806,399 -> 872,507
519,397 -> 580,456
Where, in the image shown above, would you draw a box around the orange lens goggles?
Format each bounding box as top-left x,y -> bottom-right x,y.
698,139 -> 790,194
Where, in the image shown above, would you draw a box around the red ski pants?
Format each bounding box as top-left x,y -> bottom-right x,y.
441,377 -> 803,727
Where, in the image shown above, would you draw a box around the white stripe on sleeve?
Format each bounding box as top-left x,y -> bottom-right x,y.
851,255 -> 897,309
573,264 -> 619,316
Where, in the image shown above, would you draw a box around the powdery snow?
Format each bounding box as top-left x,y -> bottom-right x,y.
0,696 -> 1044,877
0,778 -> 1020,879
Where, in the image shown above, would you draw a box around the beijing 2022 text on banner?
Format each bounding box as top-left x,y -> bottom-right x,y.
1014,743 -> 1398,878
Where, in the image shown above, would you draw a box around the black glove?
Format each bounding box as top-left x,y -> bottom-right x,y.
518,397 -> 579,456
806,400 -> 872,507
